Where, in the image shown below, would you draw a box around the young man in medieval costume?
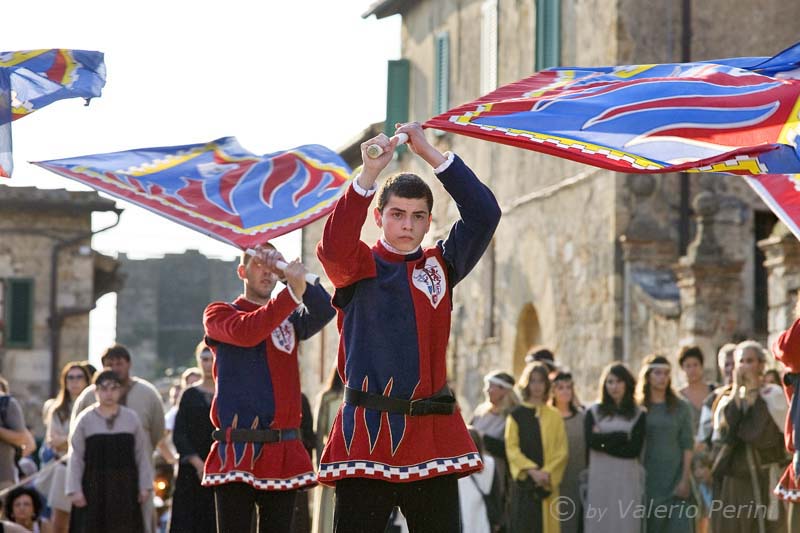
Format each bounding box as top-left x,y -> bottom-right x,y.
202,245 -> 335,532
316,122 -> 501,532
771,305 -> 800,530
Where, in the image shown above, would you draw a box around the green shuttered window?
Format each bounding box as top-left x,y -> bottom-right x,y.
5,278 -> 33,348
385,59 -> 410,138
535,0 -> 561,71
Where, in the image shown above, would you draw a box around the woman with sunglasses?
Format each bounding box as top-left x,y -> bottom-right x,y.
40,362 -> 91,533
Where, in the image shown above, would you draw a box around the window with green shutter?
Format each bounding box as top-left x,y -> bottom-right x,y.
434,32 -> 450,115
535,0 -> 561,71
385,59 -> 410,140
5,278 -> 33,348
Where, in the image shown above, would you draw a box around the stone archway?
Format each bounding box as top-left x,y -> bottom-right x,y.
513,303 -> 542,377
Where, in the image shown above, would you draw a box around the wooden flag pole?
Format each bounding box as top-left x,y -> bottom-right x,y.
366,133 -> 409,159
245,249 -> 320,284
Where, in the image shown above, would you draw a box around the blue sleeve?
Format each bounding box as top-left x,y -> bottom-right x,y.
436,155 -> 501,286
289,282 -> 336,340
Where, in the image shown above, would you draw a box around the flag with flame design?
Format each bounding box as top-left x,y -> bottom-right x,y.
425,42 -> 800,176
425,41 -> 800,237
33,137 -> 353,248
0,49 -> 106,177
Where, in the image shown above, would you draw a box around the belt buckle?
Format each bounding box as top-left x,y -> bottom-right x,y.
408,398 -> 423,416
276,429 -> 283,442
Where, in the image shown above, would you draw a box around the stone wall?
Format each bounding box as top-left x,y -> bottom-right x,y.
0,210 -> 96,433
116,251 -> 241,379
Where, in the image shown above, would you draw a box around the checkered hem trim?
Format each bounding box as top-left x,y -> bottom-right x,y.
774,483 -> 800,503
201,470 -> 316,490
318,452 -> 482,481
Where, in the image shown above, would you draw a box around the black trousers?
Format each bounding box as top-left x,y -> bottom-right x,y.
333,475 -> 461,533
214,482 -> 297,533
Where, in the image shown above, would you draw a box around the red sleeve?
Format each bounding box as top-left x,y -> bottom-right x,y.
203,289 -> 298,347
316,184 -> 377,288
773,317 -> 800,373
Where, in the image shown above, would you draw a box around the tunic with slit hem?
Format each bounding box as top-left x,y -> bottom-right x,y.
316,154 -> 501,485
202,284 -> 335,491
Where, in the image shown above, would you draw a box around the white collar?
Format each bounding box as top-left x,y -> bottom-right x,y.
380,237 -> 420,256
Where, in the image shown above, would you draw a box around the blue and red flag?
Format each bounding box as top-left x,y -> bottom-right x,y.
425,42 -> 800,176
0,49 -> 106,177
425,41 -> 800,237
33,137 -> 354,249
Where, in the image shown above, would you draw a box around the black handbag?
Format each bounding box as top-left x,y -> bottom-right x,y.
515,476 -> 552,501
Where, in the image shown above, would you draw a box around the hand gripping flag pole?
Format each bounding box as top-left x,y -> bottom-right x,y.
244,249 -> 319,285
366,133 -> 409,159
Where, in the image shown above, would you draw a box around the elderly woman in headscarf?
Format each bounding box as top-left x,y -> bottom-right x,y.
471,370 -> 519,531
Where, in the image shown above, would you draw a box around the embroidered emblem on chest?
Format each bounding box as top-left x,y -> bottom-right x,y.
271,319 -> 296,354
411,256 -> 447,309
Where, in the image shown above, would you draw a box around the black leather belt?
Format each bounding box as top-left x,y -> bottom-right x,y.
344,386 -> 456,416
211,427 -> 299,443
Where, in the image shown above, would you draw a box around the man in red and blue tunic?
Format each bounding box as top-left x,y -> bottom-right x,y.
316,122 -> 501,532
773,306 -> 800,529
202,245 -> 335,532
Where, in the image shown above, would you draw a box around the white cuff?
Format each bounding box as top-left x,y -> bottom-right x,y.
433,151 -> 455,174
352,175 -> 377,197
287,285 -> 303,305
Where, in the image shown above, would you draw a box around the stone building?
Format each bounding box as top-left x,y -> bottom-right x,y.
299,0 -> 800,414
115,250 -> 241,379
0,184 -> 121,430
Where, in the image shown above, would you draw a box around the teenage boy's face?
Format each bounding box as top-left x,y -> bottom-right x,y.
374,194 -> 431,252
95,380 -> 122,407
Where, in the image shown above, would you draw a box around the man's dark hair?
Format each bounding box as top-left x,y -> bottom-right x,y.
377,173 -> 433,213
678,345 -> 704,367
100,343 -> 131,365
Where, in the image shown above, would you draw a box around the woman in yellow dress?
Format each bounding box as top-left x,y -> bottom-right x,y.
506,362 -> 568,533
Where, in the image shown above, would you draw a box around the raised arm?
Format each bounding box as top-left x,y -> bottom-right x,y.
203,291 -> 299,347
290,282 -> 336,341
316,185 -> 377,288
437,157 -> 501,286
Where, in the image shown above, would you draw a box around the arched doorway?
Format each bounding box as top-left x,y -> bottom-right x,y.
513,303 -> 542,377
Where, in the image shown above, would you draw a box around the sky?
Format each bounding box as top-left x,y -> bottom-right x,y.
3,1 -> 401,364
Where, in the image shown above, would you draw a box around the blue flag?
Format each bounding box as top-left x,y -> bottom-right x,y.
34,137 -> 354,249
0,49 -> 106,176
